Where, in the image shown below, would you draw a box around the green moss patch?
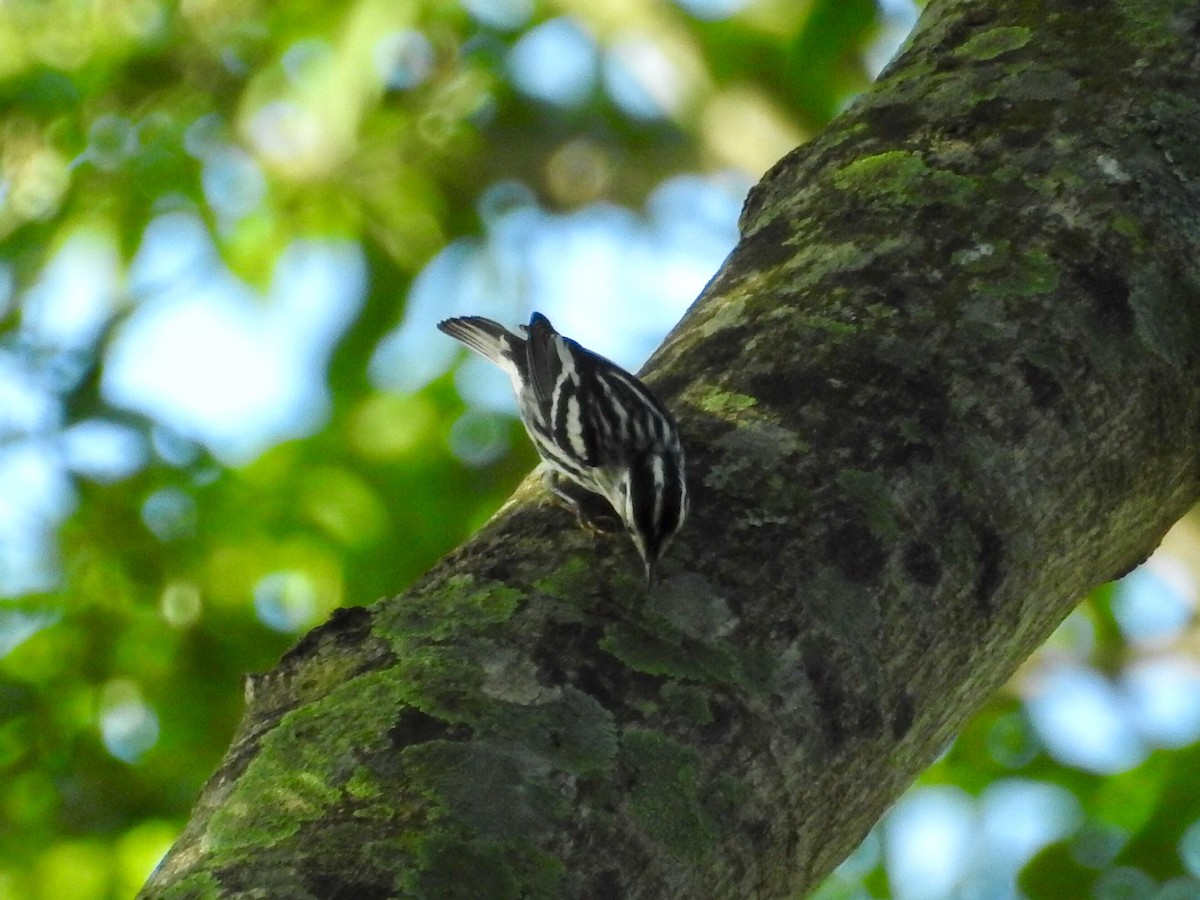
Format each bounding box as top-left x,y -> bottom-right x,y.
833,151 -> 975,207
956,26 -> 1033,61
620,729 -> 719,858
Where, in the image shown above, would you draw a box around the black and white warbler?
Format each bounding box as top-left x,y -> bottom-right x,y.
437,312 -> 687,583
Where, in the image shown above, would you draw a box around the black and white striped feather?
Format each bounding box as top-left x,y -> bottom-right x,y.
437,312 -> 687,581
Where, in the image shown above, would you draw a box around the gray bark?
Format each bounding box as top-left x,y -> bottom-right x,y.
141,0 -> 1200,897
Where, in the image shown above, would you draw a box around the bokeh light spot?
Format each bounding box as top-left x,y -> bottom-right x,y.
545,138 -> 611,206
349,394 -> 438,460
1092,866 -> 1156,900
375,30 -> 435,89
508,18 -> 597,107
22,226 -> 119,351
1113,557 -> 1195,643
1122,658 -> 1200,747
106,233 -> 366,463
1024,665 -> 1145,773
0,609 -> 59,657
449,411 -> 512,467
60,419 -> 148,483
603,35 -> 684,120
159,581 -> 202,628
201,147 -> 266,222
86,114 -> 138,170
978,779 -> 1080,869
0,262 -> 13,316
150,425 -> 201,468
281,37 -> 334,86
99,680 -> 160,763
985,711 -> 1040,768
672,0 -> 749,20
1071,820 -> 1128,869
253,570 -> 319,632
37,840 -> 111,900
0,350 -> 60,436
245,100 -> 326,174
477,179 -> 537,226
1158,877 -> 1200,900
141,487 -> 197,542
301,467 -> 388,548
462,0 -> 534,31
6,146 -> 69,222
1179,819 -> 1200,880
885,785 -> 975,898
183,113 -> 227,159
0,440 -> 74,596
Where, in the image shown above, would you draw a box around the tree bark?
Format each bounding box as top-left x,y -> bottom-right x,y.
140,0 -> 1200,897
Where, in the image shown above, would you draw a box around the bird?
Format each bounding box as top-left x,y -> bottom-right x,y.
437,312 -> 687,583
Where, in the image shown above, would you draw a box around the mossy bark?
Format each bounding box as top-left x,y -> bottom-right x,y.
140,0 -> 1200,897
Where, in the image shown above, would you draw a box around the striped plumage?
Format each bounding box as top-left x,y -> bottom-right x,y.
437,312 -> 687,582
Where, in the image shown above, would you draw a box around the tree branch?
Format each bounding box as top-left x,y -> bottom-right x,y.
140,0 -> 1200,896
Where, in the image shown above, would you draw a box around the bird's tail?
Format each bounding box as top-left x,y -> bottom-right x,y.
437,316 -> 518,367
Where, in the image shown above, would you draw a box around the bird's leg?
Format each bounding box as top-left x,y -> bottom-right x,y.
540,468 -> 621,535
